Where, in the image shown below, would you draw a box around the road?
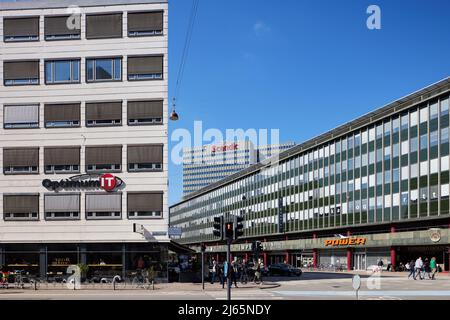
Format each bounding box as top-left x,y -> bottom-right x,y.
1,272 -> 449,300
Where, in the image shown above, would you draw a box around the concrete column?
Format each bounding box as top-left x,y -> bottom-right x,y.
390,246 -> 396,270
285,252 -> 290,264
39,246 -> 47,280
313,249 -> 318,268
79,245 -> 87,265
0,246 -> 4,266
347,248 -> 352,271
122,244 -> 127,279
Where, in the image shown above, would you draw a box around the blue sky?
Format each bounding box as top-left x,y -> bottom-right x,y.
1,0 -> 449,205
168,0 -> 450,204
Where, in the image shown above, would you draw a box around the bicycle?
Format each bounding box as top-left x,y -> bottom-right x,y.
14,270 -> 25,289
131,271 -> 152,290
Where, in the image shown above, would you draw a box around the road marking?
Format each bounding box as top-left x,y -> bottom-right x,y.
274,290 -> 450,297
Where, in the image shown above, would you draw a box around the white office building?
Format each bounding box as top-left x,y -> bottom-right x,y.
0,0 -> 170,281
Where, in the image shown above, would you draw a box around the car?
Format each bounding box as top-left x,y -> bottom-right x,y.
268,263 -> 302,277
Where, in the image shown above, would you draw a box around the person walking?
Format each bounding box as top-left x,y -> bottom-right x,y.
229,261 -> 239,288
414,257 -> 423,280
222,261 -> 228,289
218,263 -> 225,288
240,259 -> 248,284
422,258 -> 431,280
210,260 -> 218,284
430,257 -> 438,280
407,259 -> 415,279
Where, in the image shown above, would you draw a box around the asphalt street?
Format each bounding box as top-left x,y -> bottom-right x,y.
0,272 -> 449,300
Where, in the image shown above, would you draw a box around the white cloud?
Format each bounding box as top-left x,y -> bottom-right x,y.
253,21 -> 271,35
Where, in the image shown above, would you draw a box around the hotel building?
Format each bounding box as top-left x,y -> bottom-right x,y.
182,141 -> 295,197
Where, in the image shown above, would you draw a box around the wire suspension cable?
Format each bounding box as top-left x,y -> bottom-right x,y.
172,0 -> 200,113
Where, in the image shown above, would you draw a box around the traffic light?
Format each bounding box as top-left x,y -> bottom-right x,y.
234,216 -> 244,240
213,216 -> 224,240
201,243 -> 206,252
254,241 -> 263,253
225,221 -> 234,240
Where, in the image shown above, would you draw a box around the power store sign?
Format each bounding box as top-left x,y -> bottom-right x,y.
42,173 -> 124,192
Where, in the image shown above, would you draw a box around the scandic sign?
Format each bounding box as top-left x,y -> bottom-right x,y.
324,238 -> 367,247
42,174 -> 124,192
211,143 -> 239,153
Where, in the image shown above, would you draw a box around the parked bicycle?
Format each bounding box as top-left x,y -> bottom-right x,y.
131,270 -> 152,290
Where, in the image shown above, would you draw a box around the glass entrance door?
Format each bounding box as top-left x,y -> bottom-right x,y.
353,253 -> 367,271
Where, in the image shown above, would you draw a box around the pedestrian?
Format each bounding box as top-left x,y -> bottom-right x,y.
377,258 -> 384,272
222,261 -> 228,289
240,259 -> 248,284
422,258 -> 431,280
230,261 -> 238,288
218,263 -> 225,288
407,259 -> 415,279
210,259 -> 217,284
414,257 -> 423,280
430,257 -> 437,280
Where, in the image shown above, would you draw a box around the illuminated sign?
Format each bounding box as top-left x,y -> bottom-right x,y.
324,238 -> 367,247
212,143 -> 239,153
42,174 -> 124,192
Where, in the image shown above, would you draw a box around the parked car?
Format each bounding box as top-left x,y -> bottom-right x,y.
268,263 -> 302,277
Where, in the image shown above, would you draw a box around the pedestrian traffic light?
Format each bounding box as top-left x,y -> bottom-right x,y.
234,216 -> 244,240
213,216 -> 224,240
225,221 -> 234,240
201,243 -> 206,252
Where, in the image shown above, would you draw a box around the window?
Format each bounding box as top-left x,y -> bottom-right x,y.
127,100 -> 163,125
44,147 -> 80,174
3,148 -> 39,174
86,13 -> 122,39
128,11 -> 163,37
45,60 -> 80,84
128,145 -> 163,172
44,194 -> 80,220
85,146 -> 122,173
3,17 -> 39,42
86,194 -> 121,220
3,60 -> 39,85
127,56 -> 163,80
4,105 -> 39,129
44,103 -> 81,128
3,195 -> 39,221
44,16 -> 81,40
87,57 -> 122,82
86,102 -> 122,126
128,192 -> 163,219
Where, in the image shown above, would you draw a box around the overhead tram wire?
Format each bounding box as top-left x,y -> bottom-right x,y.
170,0 -> 200,121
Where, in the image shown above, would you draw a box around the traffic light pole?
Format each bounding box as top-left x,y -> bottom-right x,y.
227,238 -> 231,301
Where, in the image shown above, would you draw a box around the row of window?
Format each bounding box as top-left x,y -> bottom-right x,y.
3,11 -> 163,42
2,101 -> 163,129
3,56 -> 163,86
2,145 -> 163,175
2,192 -> 163,221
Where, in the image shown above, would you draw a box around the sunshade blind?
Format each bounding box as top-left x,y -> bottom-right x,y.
86,194 -> 121,212
45,194 -> 80,212
3,148 -> 39,167
85,146 -> 122,165
4,105 -> 39,124
128,193 -> 163,212
127,100 -> 163,119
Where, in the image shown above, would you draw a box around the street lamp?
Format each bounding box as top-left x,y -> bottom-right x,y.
170,98 -> 179,121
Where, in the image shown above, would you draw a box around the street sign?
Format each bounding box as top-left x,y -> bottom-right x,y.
352,275 -> 361,290
168,227 -> 182,237
352,275 -> 361,300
